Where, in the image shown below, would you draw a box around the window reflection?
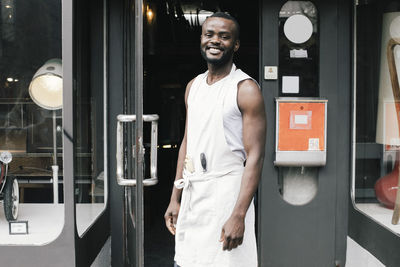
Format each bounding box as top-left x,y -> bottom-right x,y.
277,1 -> 320,205
0,0 -> 63,245
354,0 -> 400,233
279,1 -> 319,97
74,0 -> 107,236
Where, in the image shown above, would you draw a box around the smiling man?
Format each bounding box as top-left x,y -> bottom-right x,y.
164,12 -> 266,267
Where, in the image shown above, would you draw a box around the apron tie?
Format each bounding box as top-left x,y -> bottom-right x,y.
174,166 -> 244,190
174,169 -> 195,189
174,169 -> 196,211
174,167 -> 244,212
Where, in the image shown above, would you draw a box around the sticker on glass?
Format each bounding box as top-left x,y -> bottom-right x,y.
308,138 -> 320,151
290,110 -> 312,129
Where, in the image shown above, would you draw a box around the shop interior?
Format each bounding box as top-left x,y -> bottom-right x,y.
140,0 -> 258,264
353,0 -> 400,235
0,0 -> 107,244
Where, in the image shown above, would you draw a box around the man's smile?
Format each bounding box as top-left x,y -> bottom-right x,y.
207,46 -> 224,55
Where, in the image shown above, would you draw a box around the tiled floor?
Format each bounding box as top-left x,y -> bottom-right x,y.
346,237 -> 385,267
93,236 -> 386,267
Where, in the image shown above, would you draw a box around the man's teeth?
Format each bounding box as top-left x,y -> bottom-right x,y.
209,48 -> 221,53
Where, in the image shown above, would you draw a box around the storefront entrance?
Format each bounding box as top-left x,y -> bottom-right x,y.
109,0 -> 351,266
109,0 -> 259,266
0,0 -> 354,266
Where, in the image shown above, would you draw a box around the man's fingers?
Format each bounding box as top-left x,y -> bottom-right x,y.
224,237 -> 232,251
164,214 -> 170,228
165,215 -> 176,235
222,238 -> 228,250
172,213 -> 178,225
231,238 -> 241,249
222,236 -> 243,251
167,225 -> 175,235
219,229 -> 225,242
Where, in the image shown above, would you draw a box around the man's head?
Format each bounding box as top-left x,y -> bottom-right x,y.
200,12 -> 240,66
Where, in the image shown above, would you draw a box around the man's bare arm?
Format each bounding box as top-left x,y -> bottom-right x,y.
164,78 -> 194,235
220,79 -> 266,250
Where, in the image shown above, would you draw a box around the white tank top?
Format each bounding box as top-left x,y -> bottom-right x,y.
188,64 -> 257,161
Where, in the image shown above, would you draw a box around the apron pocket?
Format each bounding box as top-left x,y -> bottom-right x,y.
188,178 -> 218,216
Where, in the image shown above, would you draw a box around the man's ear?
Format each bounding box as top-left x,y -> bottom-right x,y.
234,39 -> 240,52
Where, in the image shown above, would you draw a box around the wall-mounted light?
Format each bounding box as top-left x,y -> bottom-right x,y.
146,5 -> 154,24
6,77 -> 13,82
29,58 -> 62,204
183,10 -> 213,27
29,59 -> 62,110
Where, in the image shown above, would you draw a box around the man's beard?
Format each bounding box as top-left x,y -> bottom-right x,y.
200,45 -> 234,66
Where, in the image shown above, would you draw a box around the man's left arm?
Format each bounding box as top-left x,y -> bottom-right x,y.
220,79 -> 266,251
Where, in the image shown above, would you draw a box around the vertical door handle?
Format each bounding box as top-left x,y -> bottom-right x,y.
116,114 -> 159,187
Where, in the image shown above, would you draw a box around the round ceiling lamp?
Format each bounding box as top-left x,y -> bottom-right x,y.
29,58 -> 63,110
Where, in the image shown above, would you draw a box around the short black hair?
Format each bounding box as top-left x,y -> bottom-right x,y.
207,12 -> 240,40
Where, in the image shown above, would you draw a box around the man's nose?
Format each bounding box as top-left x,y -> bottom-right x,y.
210,36 -> 221,44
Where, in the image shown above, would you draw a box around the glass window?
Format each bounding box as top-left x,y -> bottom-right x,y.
0,0 -> 63,244
353,0 -> 400,234
277,1 -> 320,206
279,1 -> 319,97
74,0 -> 107,236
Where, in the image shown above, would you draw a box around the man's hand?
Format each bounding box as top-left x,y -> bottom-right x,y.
164,200 -> 181,235
219,215 -> 245,251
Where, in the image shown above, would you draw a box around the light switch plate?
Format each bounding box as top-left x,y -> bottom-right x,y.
264,66 -> 278,80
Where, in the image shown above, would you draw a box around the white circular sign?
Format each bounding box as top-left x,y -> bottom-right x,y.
284,14 -> 313,44
390,15 -> 400,39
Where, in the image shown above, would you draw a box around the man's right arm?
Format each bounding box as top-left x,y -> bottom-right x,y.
164,78 -> 194,235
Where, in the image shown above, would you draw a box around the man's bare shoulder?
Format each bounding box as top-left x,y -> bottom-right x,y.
186,78 -> 196,91
237,79 -> 263,111
184,78 -> 196,105
238,79 -> 260,94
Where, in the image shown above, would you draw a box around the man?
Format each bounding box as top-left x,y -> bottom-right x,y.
164,12 -> 266,267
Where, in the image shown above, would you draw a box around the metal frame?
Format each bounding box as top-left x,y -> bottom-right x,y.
348,0 -> 400,265
103,0 -> 109,221
0,0 -> 76,265
113,1 -> 160,266
76,0 -> 109,238
134,1 -> 144,265
351,0 -> 357,205
274,97 -> 328,167
349,0 -> 400,235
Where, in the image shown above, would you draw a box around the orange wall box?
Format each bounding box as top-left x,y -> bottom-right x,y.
274,98 -> 328,166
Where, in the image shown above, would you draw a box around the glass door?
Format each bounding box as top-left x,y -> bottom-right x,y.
115,0 -> 159,265
115,0 -> 259,265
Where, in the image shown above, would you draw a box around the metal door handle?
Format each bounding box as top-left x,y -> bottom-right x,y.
116,114 -> 159,186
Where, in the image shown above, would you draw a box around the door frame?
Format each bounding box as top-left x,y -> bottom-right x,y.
74,0 -> 110,265
109,0 -> 145,266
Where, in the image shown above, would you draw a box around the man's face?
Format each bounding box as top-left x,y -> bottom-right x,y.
200,17 -> 239,66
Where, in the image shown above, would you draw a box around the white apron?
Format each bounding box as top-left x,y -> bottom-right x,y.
174,65 -> 257,267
